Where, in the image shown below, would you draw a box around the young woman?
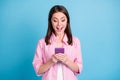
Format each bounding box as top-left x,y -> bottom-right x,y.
32,5 -> 82,80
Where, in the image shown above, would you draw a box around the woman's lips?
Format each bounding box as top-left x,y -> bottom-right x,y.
56,26 -> 63,32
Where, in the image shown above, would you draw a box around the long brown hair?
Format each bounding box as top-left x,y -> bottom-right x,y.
45,5 -> 73,45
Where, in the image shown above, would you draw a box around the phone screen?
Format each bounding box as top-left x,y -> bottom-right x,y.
55,48 -> 64,54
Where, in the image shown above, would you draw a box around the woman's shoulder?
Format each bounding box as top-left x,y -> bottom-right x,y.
73,36 -> 80,42
38,37 -> 45,42
72,36 -> 81,45
37,37 -> 46,46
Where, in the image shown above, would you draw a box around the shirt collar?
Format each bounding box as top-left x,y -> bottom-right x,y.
50,33 -> 68,45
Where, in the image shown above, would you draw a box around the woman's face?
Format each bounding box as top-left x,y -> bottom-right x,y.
51,12 -> 67,36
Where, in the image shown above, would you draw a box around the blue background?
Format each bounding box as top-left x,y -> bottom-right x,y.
0,0 -> 120,80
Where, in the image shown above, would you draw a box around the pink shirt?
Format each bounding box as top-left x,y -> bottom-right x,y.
32,33 -> 82,80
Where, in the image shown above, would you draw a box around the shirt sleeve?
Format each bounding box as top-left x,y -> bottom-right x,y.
32,40 -> 44,76
73,37 -> 83,75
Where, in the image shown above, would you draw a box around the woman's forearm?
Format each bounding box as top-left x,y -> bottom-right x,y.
37,59 -> 54,75
65,59 -> 79,73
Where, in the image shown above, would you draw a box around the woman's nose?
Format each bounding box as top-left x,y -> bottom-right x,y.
58,21 -> 61,26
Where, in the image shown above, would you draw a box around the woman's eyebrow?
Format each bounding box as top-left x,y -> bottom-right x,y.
61,16 -> 66,19
52,17 -> 57,19
52,16 -> 66,19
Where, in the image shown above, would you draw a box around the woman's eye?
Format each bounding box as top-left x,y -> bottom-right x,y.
61,19 -> 65,22
53,20 -> 57,22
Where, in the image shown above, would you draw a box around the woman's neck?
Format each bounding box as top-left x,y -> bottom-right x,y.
55,33 -> 65,42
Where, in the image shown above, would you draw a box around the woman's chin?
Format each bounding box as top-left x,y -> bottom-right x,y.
55,32 -> 64,35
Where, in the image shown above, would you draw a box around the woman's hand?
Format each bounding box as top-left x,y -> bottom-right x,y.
54,53 -> 68,64
51,54 -> 58,63
37,54 -> 58,75
54,53 -> 79,73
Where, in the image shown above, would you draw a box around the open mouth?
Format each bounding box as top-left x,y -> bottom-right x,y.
56,26 -> 64,32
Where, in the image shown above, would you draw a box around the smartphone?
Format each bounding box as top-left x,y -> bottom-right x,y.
55,48 -> 64,54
